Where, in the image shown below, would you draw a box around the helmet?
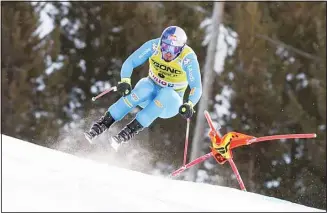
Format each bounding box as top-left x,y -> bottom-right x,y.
160,26 -> 187,62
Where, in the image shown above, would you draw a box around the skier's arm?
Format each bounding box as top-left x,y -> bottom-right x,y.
183,53 -> 202,106
121,38 -> 159,79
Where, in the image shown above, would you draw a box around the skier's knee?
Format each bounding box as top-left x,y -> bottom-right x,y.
157,88 -> 182,119
135,113 -> 153,128
108,97 -> 134,121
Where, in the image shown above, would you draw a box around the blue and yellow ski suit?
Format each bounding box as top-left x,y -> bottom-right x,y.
108,38 -> 202,127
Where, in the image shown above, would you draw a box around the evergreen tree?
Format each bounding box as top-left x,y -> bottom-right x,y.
1,2 -> 60,144
215,2 -> 326,209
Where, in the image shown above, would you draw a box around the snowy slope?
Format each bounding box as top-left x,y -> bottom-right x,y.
2,134 -> 324,212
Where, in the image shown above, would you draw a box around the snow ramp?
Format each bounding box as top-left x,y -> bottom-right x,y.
1,134 -> 324,212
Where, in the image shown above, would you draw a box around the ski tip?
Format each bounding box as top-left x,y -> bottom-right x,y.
84,132 -> 94,144
109,137 -> 121,152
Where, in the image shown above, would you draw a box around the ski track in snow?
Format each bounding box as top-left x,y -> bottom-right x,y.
1,134 -> 324,212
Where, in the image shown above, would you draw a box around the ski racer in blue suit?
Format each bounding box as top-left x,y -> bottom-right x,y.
85,26 -> 202,151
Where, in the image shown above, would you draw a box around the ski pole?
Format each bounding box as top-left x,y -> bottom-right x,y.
183,118 -> 191,166
91,86 -> 117,101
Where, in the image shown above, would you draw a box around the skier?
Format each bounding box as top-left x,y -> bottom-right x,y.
84,26 -> 202,151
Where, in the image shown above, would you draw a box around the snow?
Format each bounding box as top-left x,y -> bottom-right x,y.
200,17 -> 238,126
91,81 -> 112,94
200,19 -> 238,74
214,85 -> 233,125
32,2 -> 56,39
45,55 -> 64,76
2,134 -> 324,212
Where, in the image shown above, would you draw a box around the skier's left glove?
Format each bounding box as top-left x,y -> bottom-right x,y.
117,78 -> 132,97
179,101 -> 195,119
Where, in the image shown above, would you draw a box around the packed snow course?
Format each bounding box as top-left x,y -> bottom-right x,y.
2,134 -> 324,212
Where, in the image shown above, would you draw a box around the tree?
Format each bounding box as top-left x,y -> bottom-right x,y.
1,2 -> 60,144
217,2 -> 326,208
187,2 -> 225,182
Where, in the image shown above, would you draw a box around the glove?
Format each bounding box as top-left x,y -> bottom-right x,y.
179,101 -> 195,119
117,78 -> 132,97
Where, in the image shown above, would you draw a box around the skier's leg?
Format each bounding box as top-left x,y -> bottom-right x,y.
158,90 -> 185,119
110,87 -> 182,150
136,87 -> 183,127
84,78 -> 156,143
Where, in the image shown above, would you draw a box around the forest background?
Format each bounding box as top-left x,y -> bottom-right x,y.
2,1 -> 326,209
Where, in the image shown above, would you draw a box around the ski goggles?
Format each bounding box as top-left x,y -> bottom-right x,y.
160,41 -> 183,57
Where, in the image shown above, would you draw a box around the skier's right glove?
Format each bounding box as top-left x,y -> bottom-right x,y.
117,78 -> 132,97
179,101 -> 195,119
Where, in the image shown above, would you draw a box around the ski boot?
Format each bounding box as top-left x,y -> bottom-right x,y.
110,118 -> 144,151
84,111 -> 115,144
